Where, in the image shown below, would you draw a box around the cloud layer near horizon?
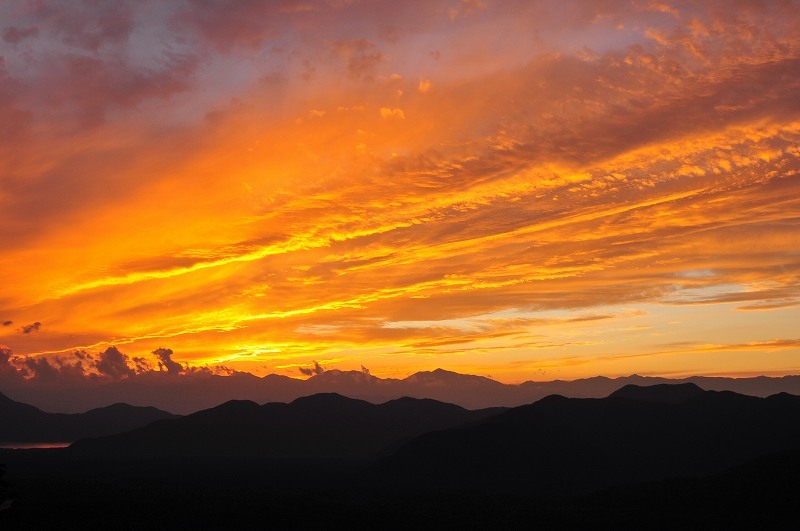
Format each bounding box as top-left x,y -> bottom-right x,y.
1,0 -> 799,383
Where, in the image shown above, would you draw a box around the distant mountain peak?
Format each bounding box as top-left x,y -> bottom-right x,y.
404,368 -> 499,386
609,383 -> 705,404
0,393 -> 177,443
90,402 -> 144,411
537,394 -> 570,403
212,399 -> 260,411
291,392 -> 365,405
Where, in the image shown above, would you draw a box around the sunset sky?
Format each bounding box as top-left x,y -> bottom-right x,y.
1,0 -> 798,384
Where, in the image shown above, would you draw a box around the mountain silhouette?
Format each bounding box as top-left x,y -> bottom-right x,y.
4,384 -> 800,527
377,384 -> 800,495
0,390 -> 178,443
609,382 -> 705,403
68,393 -> 504,461
6,369 -> 800,414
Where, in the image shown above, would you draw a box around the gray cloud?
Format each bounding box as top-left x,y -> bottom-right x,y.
31,0 -> 135,52
73,350 -> 93,361
153,347 -> 183,375
132,356 -> 153,373
298,361 -> 325,376
331,39 -> 383,79
20,322 -> 41,334
171,0 -> 281,51
22,356 -> 59,382
0,346 -> 11,365
95,346 -> 135,379
1,26 -> 39,44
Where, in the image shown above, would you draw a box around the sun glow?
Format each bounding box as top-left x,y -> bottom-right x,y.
1,0 -> 798,385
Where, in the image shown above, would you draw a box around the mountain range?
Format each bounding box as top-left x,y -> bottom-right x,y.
53,383 -> 800,496
0,391 -> 177,443
69,394 -> 502,460
4,368 -> 800,414
379,384 -> 800,495
3,383 -> 800,527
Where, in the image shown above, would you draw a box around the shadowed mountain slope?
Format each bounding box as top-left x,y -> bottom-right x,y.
3,385 -> 800,528
69,393 -> 504,461
4,435 -> 800,528
377,385 -> 800,496
0,391 -> 178,443
609,382 -> 705,403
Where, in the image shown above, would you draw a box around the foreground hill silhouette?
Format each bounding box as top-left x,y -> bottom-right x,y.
378,385 -> 800,495
608,382 -> 706,403
69,393 -> 503,460
66,384 -> 800,495
5,368 -> 800,414
3,384 -> 800,528
4,446 -> 799,528
0,391 -> 177,443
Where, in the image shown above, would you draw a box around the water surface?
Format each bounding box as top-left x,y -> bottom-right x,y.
0,442 -> 71,449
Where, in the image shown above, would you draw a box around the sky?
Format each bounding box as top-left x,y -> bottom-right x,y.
1,0 -> 799,386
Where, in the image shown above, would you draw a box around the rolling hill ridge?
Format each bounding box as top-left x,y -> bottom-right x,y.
377,385 -> 800,495
0,391 -> 178,443
68,393 -> 504,460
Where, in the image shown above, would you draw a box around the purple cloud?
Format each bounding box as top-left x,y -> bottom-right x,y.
20,322 -> 41,334
153,347 -> 183,375
95,346 -> 135,379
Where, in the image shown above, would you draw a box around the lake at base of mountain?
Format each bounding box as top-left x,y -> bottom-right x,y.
0,442 -> 70,449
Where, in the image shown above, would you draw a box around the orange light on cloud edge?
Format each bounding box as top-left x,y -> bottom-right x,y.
0,0 -> 799,385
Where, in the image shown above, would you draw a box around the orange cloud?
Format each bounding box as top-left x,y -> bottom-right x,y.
1,0 -> 798,383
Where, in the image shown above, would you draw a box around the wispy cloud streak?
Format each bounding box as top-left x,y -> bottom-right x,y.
0,0 -> 798,381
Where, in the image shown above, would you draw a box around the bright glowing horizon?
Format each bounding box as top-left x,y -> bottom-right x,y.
1,0 -> 798,385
